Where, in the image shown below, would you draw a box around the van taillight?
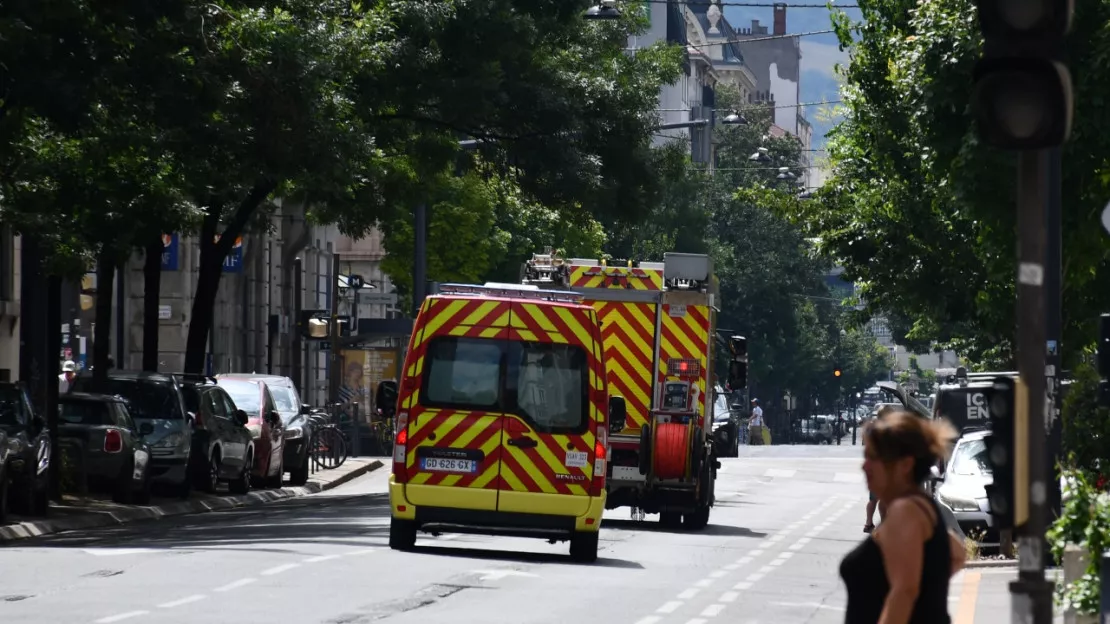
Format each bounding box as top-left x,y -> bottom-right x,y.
104,429 -> 123,454
590,439 -> 607,496
393,412 -> 409,483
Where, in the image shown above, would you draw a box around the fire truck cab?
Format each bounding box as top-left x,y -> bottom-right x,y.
523,251 -> 738,529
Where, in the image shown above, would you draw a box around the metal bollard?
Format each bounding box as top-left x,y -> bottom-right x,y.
350,402 -> 361,457
1101,550 -> 1110,619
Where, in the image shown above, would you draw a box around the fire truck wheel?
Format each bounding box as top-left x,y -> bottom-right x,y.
638,425 -> 653,475
660,512 -> 682,527
683,505 -> 710,530
389,517 -> 418,551
569,531 -> 599,563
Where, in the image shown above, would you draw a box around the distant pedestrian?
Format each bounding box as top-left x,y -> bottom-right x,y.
841,410 -> 964,624
748,398 -> 763,445
58,361 -> 76,394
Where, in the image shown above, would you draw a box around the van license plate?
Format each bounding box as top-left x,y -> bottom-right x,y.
611,466 -> 646,481
421,457 -> 478,473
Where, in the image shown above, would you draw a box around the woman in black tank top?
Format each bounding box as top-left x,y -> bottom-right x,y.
839,411 -> 966,624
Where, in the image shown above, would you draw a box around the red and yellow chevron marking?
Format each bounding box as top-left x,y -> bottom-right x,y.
592,301 -> 655,430
568,265 -> 664,290
405,410 -> 503,489
658,304 -> 712,421
500,423 -> 597,496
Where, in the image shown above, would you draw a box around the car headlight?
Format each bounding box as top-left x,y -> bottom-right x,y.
154,432 -> 186,449
284,427 -> 303,440
938,490 -> 981,512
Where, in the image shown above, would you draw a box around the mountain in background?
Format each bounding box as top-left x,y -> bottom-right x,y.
723,3 -> 862,153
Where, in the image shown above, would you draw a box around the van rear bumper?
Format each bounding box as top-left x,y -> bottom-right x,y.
389,475 -> 604,537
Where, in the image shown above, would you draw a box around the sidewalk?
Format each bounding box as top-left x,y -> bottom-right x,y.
0,456 -> 385,544
953,564 -> 1065,624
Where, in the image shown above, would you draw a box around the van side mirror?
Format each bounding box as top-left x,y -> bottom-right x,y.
608,396 -> 627,433
234,409 -> 249,426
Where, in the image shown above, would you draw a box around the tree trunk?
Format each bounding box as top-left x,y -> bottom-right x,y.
183,253 -> 223,375
46,275 -> 62,499
92,253 -> 116,382
142,237 -> 163,371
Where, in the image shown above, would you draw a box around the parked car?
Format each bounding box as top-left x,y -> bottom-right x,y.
215,377 -> 285,488
71,371 -> 193,498
216,375 -> 312,485
174,375 -> 254,494
710,389 -> 741,457
57,393 -> 154,504
0,382 -> 50,517
930,427 -> 997,546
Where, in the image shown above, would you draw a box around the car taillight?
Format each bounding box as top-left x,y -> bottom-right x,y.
393,412 -> 409,483
590,436 -> 607,497
104,429 -> 123,454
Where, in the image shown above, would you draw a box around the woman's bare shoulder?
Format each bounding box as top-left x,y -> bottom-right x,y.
875,497 -> 935,538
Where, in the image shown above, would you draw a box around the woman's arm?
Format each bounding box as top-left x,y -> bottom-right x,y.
875,499 -> 932,624
948,530 -> 967,576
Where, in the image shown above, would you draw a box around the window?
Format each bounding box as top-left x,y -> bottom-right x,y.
510,342 -> 588,434
218,380 -> 262,414
71,378 -> 183,420
423,338 -> 503,410
218,391 -> 240,420
59,400 -> 112,426
950,439 -> 991,476
270,386 -> 300,413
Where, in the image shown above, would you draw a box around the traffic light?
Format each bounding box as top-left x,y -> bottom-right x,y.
983,376 -> 1016,530
971,0 -> 1074,149
1098,314 -> 1110,407
834,368 -> 842,378
728,336 -> 748,389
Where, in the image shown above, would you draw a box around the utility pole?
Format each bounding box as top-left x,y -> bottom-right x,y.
970,0 -> 1072,620
328,253 -> 342,405
1045,147 -> 1064,523
412,203 -> 427,319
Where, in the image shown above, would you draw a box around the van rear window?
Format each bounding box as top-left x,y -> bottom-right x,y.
421,337 -> 589,434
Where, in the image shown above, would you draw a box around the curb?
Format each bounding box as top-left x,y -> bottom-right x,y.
966,559 -> 1019,569
0,459 -> 384,544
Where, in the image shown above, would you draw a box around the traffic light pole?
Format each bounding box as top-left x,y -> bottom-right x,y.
328,253 -> 343,405
1012,150 -> 1055,624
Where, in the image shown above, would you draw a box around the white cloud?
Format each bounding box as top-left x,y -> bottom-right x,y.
800,40 -> 850,80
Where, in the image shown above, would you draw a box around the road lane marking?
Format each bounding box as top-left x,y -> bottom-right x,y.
771,601 -> 846,612
95,612 -> 149,623
262,563 -> 300,576
719,591 -> 739,603
158,595 -> 205,608
733,581 -> 752,590
678,588 -> 701,600
745,572 -> 765,582
834,472 -> 863,483
764,468 -> 797,478
723,563 -> 741,571
709,570 -> 727,578
954,571 -> 982,624
304,554 -> 342,563
657,601 -> 683,613
634,618 -> 662,624
344,548 -> 377,556
214,578 -> 257,592
685,619 -> 708,624
701,604 -> 725,617
694,578 -> 714,587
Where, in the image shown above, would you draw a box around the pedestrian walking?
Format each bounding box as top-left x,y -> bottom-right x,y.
863,404 -> 899,532
840,410 -> 965,624
748,398 -> 763,446
58,361 -> 76,394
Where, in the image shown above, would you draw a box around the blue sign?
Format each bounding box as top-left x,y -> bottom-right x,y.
161,234 -> 179,271
221,236 -> 244,274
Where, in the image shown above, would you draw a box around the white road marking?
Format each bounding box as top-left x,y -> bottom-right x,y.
834,472 -> 863,483
657,601 -> 683,614
758,565 -> 774,574
767,534 -> 783,542
678,588 -> 701,599
735,556 -> 753,565
214,578 -> 256,592
158,595 -> 205,608
733,581 -> 752,590
719,591 -> 739,603
701,604 -> 725,617
749,549 -> 764,557
261,563 -> 300,576
82,548 -> 158,556
344,548 -> 377,556
746,572 -> 765,582
95,612 -> 149,623
634,618 -> 662,624
472,569 -> 538,581
304,554 -> 342,563
695,578 -> 714,588
723,563 -> 741,571
764,468 -> 797,478
709,570 -> 727,578
771,602 -> 847,612
685,620 -> 708,624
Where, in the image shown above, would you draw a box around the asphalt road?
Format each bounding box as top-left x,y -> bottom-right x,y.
0,443 -> 993,624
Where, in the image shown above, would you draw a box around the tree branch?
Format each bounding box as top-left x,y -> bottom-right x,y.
215,179 -> 276,256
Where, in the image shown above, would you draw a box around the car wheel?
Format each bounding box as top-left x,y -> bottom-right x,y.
202,452 -> 221,493
229,453 -> 252,495
175,470 -> 192,499
683,505 -> 710,530
569,531 -> 599,563
134,470 -> 152,506
112,460 -> 135,505
0,474 -> 9,523
265,455 -> 284,489
389,517 -> 417,551
289,455 -> 310,486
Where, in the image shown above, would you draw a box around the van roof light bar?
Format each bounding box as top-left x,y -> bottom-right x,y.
438,283 -> 584,304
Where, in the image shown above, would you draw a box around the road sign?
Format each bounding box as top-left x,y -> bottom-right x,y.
348,274 -> 364,290
361,293 -> 398,305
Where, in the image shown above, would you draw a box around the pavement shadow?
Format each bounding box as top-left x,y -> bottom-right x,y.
9,492 -> 392,553
601,518 -> 767,538
411,543 -> 643,569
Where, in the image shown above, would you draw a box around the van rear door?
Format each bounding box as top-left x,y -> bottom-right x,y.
496,302 -> 602,517
403,296 -> 511,512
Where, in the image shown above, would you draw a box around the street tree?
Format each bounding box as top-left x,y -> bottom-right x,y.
804,0 -> 1110,367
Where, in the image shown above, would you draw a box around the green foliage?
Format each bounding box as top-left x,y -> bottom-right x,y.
1062,359 -> 1110,477
1048,468 -> 1110,615
806,0 -> 1110,368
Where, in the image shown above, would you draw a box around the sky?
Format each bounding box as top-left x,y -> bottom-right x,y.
722,2 -> 863,151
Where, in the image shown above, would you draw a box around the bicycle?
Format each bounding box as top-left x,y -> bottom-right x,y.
307,408 -> 350,470
368,409 -> 394,456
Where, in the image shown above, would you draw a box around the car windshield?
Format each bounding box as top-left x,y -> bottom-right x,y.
60,400 -> 113,425
714,395 -> 730,421
950,438 -> 992,476
269,386 -> 299,414
72,378 -> 181,420
219,380 -> 261,414
0,385 -> 27,430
